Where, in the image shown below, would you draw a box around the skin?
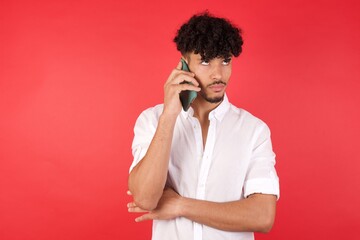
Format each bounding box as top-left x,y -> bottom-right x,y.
127,56 -> 201,211
127,52 -> 277,233
184,53 -> 232,146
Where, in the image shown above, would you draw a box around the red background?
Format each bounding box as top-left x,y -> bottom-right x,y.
1,0 -> 359,239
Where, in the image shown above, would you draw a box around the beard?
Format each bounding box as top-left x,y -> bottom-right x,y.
199,91 -> 225,103
199,81 -> 226,103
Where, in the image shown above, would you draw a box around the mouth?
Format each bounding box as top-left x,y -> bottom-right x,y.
208,82 -> 226,92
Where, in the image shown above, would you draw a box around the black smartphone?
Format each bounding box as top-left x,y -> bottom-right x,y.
179,58 -> 197,111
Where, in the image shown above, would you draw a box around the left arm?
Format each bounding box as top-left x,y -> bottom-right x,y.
128,122 -> 279,232
128,188 -> 277,233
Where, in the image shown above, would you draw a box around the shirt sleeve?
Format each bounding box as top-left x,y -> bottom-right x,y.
129,108 -> 158,173
243,123 -> 280,199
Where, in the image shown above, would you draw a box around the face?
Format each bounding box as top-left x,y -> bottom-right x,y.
185,52 -> 232,103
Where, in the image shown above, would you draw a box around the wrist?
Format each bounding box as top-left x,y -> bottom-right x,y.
177,195 -> 189,218
160,111 -> 179,122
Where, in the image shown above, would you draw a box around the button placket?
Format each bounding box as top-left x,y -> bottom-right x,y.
193,118 -> 217,240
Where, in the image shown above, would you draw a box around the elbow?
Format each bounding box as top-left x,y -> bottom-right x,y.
127,171 -> 162,211
133,195 -> 159,211
257,214 -> 275,233
128,184 -> 160,211
258,221 -> 274,234
128,187 -> 159,211
249,194 -> 277,233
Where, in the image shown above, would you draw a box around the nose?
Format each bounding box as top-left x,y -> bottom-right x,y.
210,64 -> 223,80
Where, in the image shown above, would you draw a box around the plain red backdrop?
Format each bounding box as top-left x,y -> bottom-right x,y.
1,0 -> 359,239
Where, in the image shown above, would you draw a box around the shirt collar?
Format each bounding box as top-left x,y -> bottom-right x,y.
181,94 -> 230,122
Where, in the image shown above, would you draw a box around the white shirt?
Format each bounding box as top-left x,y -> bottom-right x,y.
130,95 -> 280,240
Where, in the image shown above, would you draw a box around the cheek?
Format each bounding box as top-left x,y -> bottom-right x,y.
194,76 -> 206,88
193,70 -> 208,86
194,67 -> 207,77
223,68 -> 232,81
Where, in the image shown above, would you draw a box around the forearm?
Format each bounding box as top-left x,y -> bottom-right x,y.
128,113 -> 177,210
179,194 -> 277,233
128,61 -> 200,210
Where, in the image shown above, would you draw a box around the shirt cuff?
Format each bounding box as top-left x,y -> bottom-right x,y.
129,146 -> 148,173
244,177 -> 280,200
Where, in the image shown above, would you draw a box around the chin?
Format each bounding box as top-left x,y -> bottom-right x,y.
201,92 -> 225,103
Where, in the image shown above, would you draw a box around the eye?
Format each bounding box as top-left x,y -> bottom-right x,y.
200,60 -> 210,66
222,58 -> 232,65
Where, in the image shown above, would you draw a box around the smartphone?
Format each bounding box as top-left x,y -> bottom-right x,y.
179,58 -> 197,111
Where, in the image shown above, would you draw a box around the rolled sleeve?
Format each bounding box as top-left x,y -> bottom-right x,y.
244,173 -> 280,199
129,145 -> 149,173
244,123 -> 280,199
129,107 -> 159,173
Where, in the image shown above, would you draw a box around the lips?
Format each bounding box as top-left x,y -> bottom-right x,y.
209,83 -> 226,92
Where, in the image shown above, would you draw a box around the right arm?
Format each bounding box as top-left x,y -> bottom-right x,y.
128,60 -> 200,211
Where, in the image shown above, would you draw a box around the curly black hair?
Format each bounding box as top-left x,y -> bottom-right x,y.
174,12 -> 243,61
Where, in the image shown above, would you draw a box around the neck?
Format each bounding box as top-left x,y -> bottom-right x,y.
192,96 -> 222,121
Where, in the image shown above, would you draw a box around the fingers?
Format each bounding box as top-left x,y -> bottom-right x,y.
176,60 -> 182,70
166,71 -> 196,86
128,206 -> 148,213
164,72 -> 200,97
127,202 -> 137,208
135,213 -> 154,222
165,83 -> 200,97
165,60 -> 200,93
126,190 -> 132,195
166,62 -> 196,85
177,82 -> 201,92
127,202 -> 148,213
162,61 -> 200,116
172,73 -> 199,86
127,202 -> 154,222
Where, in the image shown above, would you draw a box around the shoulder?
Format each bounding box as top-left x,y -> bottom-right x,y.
139,104 -> 164,118
135,104 -> 164,126
227,103 -> 270,134
229,103 -> 267,124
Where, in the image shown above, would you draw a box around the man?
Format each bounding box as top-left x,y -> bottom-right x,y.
127,12 -> 280,240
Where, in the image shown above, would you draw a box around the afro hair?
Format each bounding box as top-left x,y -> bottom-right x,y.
174,11 -> 244,61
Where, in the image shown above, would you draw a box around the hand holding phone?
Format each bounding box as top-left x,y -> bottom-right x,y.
179,58 -> 197,111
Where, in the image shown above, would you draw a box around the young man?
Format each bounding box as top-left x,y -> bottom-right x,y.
128,12 -> 280,240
